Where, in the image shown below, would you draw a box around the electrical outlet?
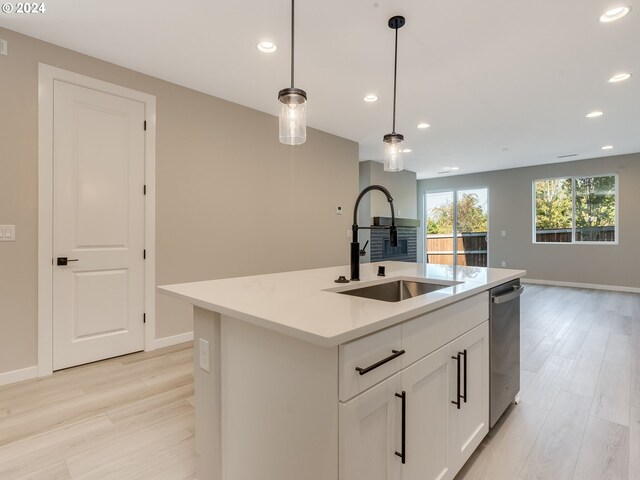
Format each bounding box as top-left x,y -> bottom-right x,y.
199,338 -> 210,372
346,229 -> 352,239
0,39 -> 7,56
501,230 -> 507,237
501,261 -> 507,267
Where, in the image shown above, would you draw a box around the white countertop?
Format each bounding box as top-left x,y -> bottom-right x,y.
158,262 -> 526,347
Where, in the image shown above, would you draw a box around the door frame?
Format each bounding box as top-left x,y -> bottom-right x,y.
37,64 -> 157,377
423,186 -> 490,267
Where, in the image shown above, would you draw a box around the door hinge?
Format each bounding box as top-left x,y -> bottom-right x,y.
143,184 -> 147,195
144,120 -> 147,131
143,249 -> 146,259
143,313 -> 146,324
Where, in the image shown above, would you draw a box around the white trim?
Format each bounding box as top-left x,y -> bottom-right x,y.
154,331 -> 194,350
522,278 -> 640,294
0,366 -> 38,387
38,64 -> 157,377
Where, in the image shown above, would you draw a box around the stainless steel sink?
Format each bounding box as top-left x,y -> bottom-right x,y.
337,279 -> 454,303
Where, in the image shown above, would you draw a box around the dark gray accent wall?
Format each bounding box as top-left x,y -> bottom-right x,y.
370,227 -> 417,263
417,153 -> 640,289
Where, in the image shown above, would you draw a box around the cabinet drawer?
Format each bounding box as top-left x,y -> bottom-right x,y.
339,325 -> 402,402
402,292 -> 489,367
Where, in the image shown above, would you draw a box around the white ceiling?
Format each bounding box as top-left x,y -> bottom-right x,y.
2,0 -> 639,178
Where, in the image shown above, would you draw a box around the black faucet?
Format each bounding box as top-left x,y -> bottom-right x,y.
351,185 -> 398,281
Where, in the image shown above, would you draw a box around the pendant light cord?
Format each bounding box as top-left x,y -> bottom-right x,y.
392,27 -> 398,134
291,0 -> 295,88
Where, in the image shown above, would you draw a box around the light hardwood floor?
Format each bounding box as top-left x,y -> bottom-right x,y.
456,284 -> 640,480
0,343 -> 195,480
0,285 -> 638,479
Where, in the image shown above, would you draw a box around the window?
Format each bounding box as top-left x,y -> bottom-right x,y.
533,175 -> 617,244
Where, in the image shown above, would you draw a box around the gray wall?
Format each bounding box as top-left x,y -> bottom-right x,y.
0,27 -> 359,376
358,160 -> 417,263
418,153 -> 640,288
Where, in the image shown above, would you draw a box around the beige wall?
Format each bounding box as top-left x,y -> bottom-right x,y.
418,153 -> 640,288
0,27 -> 359,375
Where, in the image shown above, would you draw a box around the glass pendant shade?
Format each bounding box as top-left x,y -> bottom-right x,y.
278,88 -> 307,145
383,133 -> 404,172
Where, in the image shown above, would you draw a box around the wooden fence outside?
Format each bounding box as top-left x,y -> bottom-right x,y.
427,227 -> 616,266
426,232 -> 487,267
535,227 -> 615,243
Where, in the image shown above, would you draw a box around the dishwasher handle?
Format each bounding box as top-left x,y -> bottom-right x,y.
492,284 -> 524,304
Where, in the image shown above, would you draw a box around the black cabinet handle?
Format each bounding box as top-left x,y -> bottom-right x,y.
451,353 -> 461,409
395,391 -> 406,464
355,349 -> 405,376
461,349 -> 468,403
56,257 -> 79,266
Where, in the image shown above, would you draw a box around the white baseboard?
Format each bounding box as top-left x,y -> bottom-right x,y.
0,366 -> 38,387
154,331 -> 194,350
522,278 -> 640,294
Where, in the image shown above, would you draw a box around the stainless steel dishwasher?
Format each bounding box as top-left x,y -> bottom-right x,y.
489,279 -> 524,428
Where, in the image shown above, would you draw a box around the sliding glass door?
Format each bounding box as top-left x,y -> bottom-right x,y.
425,188 -> 488,267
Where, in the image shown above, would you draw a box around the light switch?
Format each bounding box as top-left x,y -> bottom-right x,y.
0,225 -> 15,241
0,39 -> 7,56
501,230 -> 507,237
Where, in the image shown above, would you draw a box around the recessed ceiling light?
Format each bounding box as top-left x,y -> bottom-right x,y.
601,145 -> 614,150
450,167 -> 460,170
257,41 -> 277,53
609,73 -> 632,83
363,95 -> 378,103
586,111 -> 604,118
600,6 -> 631,22
417,123 -> 430,129
402,149 -> 412,153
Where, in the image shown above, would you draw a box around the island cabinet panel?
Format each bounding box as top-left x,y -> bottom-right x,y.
339,321 -> 489,480
401,343 -> 454,480
448,322 -> 490,473
402,292 -> 489,367
339,372 -> 402,480
339,325 -> 403,401
217,316 -> 339,480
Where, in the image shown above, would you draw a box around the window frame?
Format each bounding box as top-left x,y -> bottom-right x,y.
531,174 -> 619,246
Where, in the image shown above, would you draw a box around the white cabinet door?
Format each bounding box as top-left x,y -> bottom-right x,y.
340,372 -> 402,480
402,343 -> 455,480
448,321 -> 489,472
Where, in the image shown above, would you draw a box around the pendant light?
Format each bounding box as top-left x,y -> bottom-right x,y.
278,0 -> 307,145
383,15 -> 406,172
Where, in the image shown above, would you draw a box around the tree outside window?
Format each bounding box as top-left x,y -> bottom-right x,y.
534,175 -> 616,243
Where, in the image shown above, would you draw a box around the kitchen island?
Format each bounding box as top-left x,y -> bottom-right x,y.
159,261 -> 526,480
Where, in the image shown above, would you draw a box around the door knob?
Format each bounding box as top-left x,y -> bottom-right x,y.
56,257 -> 79,266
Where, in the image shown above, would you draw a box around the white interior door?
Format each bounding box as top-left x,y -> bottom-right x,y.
52,80 -> 146,370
